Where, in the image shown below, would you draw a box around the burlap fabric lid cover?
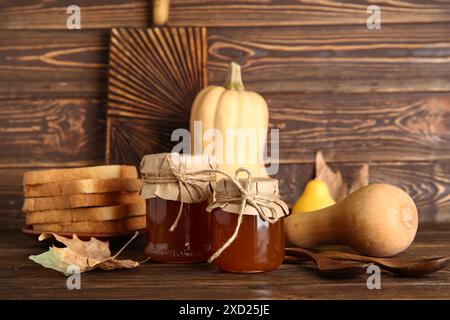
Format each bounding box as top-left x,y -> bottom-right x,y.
207,177 -> 289,222
139,153 -> 217,203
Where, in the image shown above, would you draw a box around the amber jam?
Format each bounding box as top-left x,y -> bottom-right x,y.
145,198 -> 212,263
211,208 -> 285,273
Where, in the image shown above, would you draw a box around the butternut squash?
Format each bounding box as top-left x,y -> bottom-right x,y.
285,184 -> 418,257
190,62 -> 268,178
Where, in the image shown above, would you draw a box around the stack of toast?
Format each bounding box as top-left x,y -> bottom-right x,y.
22,165 -> 146,235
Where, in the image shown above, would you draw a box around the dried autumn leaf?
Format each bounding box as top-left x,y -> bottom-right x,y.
349,163 -> 370,195
315,151 -> 369,202
315,151 -> 348,202
29,232 -> 140,276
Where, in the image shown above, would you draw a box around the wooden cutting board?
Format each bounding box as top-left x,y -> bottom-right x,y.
106,0 -> 208,166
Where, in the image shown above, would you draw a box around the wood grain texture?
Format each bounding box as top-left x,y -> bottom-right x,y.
0,0 -> 450,29
0,169 -> 24,228
106,27 -> 208,165
208,24 -> 450,93
0,195 -> 23,229
0,99 -> 106,167
2,23 -> 450,98
0,224 -> 449,299
268,93 -> 450,163
171,0 -> 450,27
0,30 -> 108,99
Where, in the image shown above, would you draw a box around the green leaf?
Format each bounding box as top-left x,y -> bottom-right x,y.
29,247 -> 71,276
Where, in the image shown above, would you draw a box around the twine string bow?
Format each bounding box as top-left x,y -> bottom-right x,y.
166,164 -> 216,232
141,156 -> 216,232
207,168 -> 281,263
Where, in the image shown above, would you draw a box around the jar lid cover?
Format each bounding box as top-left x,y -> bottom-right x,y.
206,172 -> 289,264
139,153 -> 217,203
207,176 -> 289,221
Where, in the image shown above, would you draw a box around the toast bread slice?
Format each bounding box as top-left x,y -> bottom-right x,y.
32,216 -> 146,234
24,178 -> 141,198
23,165 -> 137,186
22,192 -> 141,212
26,201 -> 145,224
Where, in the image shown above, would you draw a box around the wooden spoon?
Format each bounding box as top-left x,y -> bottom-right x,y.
318,251 -> 450,277
285,248 -> 371,278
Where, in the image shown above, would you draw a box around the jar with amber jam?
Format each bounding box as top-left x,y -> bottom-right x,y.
208,176 -> 289,273
140,153 -> 216,263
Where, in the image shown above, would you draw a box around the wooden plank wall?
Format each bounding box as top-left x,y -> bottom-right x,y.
0,0 -> 449,228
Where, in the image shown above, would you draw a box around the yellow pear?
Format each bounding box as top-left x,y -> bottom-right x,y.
292,179 -> 335,214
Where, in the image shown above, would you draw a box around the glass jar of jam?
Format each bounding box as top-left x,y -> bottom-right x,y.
208,176 -> 289,273
145,198 -> 211,263
140,153 -> 216,263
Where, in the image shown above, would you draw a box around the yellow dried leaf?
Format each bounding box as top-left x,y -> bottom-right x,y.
315,151 -> 369,202
29,232 -> 140,276
315,151 -> 348,202
349,163 -> 370,195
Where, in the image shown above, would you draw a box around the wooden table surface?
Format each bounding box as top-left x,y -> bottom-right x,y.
1,223 -> 450,300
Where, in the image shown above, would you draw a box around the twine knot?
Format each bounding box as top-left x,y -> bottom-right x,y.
141,156 -> 216,232
207,168 -> 280,263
